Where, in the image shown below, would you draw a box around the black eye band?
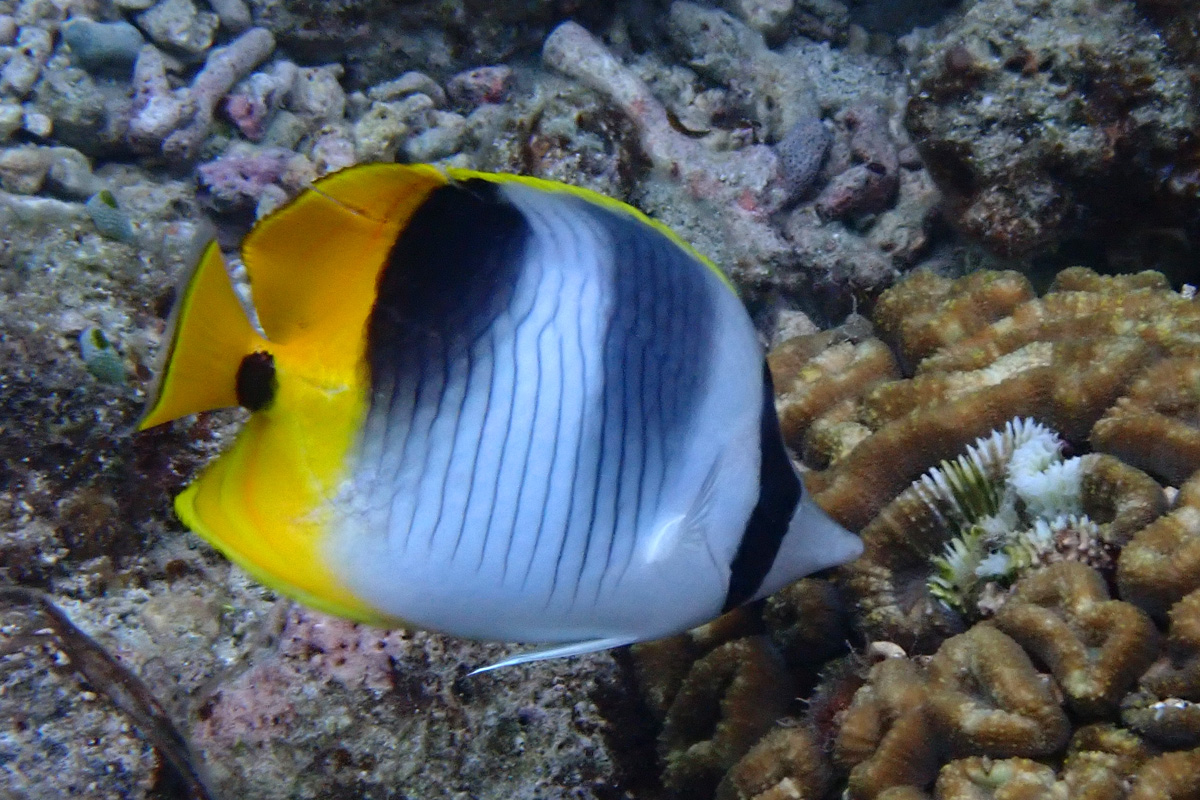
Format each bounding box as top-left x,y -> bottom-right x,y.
235,351 -> 277,412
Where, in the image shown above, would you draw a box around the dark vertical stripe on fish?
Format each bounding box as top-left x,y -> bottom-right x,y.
723,364 -> 800,611
367,179 -> 530,557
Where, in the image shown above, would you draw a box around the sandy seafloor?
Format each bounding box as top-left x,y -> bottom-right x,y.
2,0 -> 1200,798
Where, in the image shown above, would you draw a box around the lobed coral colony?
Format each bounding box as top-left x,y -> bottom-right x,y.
632,266 -> 1200,799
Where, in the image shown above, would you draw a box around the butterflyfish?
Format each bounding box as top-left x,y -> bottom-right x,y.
139,164 -> 863,671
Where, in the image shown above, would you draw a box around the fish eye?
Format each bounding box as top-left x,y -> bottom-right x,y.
235,351 -> 277,412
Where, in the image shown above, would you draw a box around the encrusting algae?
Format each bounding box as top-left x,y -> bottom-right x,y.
628,265 -> 1200,799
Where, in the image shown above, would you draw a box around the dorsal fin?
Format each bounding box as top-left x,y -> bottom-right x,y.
241,163 -> 447,358
138,241 -> 269,430
446,167 -> 737,294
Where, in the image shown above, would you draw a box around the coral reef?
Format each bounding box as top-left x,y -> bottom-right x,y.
776,114 -> 832,201
1118,469 -> 1200,620
993,563 -> 1158,716
189,606 -> 640,799
1093,360 -> 1200,486
926,624 -> 1070,758
1122,588 -> 1200,748
905,0 -> 1200,269
542,10 -> 928,316
1128,748 -> 1200,799
834,656 -> 940,798
658,637 -> 794,795
934,757 -> 1066,800
1140,588 -> 1200,702
1061,723 -> 1157,800
762,576 -> 854,670
4,0 -> 1195,795
814,104 -> 898,222
625,265 -> 1198,798
130,27 -> 276,160
715,722 -> 832,800
0,587 -> 215,799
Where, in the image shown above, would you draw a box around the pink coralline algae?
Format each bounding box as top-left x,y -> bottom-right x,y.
277,607 -> 409,694
222,61 -> 297,142
196,147 -> 306,212
447,66 -> 515,108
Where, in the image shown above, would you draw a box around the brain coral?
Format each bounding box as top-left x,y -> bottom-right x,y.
631,265 -> 1200,799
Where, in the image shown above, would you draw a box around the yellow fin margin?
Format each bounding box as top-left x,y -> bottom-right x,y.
446,167 -> 737,293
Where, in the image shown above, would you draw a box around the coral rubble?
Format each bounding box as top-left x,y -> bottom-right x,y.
905,0 -> 1200,267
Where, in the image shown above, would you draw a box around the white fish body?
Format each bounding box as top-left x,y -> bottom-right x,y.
137,165 -> 862,668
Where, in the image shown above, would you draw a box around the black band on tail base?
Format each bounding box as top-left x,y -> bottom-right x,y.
722,363 -> 801,611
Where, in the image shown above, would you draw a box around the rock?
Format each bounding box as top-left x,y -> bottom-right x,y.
0,15 -> 16,46
446,65 -> 514,107
725,0 -> 795,39
61,19 -> 145,75
791,0 -> 851,42
45,146 -> 101,199
906,0 -> 1198,259
403,110 -> 467,161
665,1 -> 818,141
260,109 -> 307,149
0,144 -> 91,195
137,0 -> 220,57
308,125 -> 355,175
0,144 -> 49,193
224,61 -> 297,141
15,24 -> 52,62
1,52 -> 41,96
367,70 -> 446,105
31,64 -> 124,154
776,115 -> 832,201
0,101 -> 21,140
352,94 -> 435,162
287,64 -> 346,125
208,0 -> 252,33
196,145 -> 297,212
20,107 -> 50,138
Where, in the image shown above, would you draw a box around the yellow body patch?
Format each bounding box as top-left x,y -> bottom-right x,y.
173,355 -> 389,623
141,164 -> 451,623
